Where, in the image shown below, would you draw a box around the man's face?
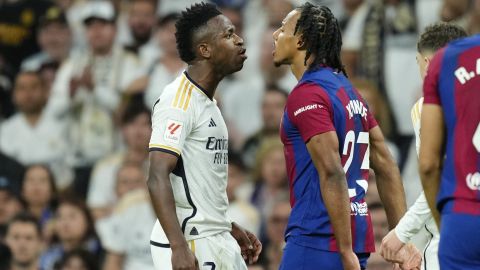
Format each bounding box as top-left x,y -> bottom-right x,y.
38,22 -> 71,60
416,51 -> 433,80
128,1 -> 156,44
262,90 -> 287,133
85,19 -> 116,54
122,113 -> 152,151
157,20 -> 177,55
272,10 -> 301,67
5,222 -> 42,266
13,73 -> 47,114
116,165 -> 145,198
205,15 -> 246,74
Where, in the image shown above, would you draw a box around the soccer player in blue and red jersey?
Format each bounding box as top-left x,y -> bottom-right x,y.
272,3 -> 407,270
419,33 -> 480,269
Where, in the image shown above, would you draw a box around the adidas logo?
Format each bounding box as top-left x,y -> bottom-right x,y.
190,226 -> 199,236
208,118 -> 216,127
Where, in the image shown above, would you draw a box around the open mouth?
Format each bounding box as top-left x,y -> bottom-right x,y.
239,48 -> 247,59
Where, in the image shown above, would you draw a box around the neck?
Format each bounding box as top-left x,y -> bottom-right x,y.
93,45 -> 113,56
29,204 -> 47,218
62,239 -> 81,252
290,52 -> 310,81
24,112 -> 41,126
125,148 -> 148,164
11,260 -> 37,270
186,63 -> 225,99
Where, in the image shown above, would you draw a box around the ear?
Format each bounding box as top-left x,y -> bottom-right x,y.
424,56 -> 431,69
296,35 -> 306,50
197,42 -> 211,59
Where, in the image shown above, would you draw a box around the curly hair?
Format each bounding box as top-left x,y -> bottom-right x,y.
175,2 -> 221,63
294,3 -> 346,76
417,23 -> 467,53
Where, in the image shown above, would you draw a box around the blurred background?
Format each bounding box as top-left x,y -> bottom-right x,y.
0,0 -> 476,269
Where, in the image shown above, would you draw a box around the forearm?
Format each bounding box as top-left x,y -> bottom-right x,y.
103,253 -> 124,270
395,192 -> 431,242
374,161 -> 407,228
320,171 -> 353,252
147,172 -> 187,248
419,168 -> 441,227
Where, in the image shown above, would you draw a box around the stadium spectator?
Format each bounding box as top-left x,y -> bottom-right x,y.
21,6 -> 72,72
0,177 -> 24,241
55,248 -> 99,270
226,152 -> 260,236
0,71 -> 70,188
46,0 -> 144,180
87,100 -> 150,221
262,194 -> 290,270
141,13 -> 185,107
40,198 -> 101,270
100,164 -> 155,270
4,213 -> 43,270
122,0 -> 159,70
251,138 -> 288,224
242,85 -> 287,168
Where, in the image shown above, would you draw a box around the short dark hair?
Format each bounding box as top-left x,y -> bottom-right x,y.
120,97 -> 151,125
7,212 -> 41,237
265,84 -> 288,99
55,249 -> 99,270
175,2 -> 221,63
295,3 -> 346,76
417,23 -> 467,53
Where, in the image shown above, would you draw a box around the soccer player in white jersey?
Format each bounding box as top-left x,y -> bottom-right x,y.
380,23 -> 467,270
147,3 -> 261,270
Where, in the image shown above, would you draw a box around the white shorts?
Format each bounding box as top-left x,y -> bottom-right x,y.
422,233 -> 439,270
150,231 -> 247,270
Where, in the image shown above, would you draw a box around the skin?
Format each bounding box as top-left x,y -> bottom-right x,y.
5,222 -> 42,270
13,73 -> 48,126
380,50 -> 436,265
128,0 -> 156,45
55,204 -> 89,251
147,14 -> 260,270
22,166 -> 53,219
38,22 -> 71,61
418,105 -> 443,227
85,19 -> 116,56
273,9 -> 406,270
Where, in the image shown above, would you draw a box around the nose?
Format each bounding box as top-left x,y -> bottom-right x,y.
273,29 -> 279,41
234,33 -> 244,46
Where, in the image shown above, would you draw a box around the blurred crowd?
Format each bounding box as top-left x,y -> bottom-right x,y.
0,0 -> 478,269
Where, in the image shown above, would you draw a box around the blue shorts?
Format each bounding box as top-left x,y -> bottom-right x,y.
279,240 -> 369,270
439,213 -> 480,270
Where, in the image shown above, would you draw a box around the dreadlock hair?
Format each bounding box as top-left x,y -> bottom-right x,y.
175,2 -> 222,63
417,23 -> 467,54
294,3 -> 347,76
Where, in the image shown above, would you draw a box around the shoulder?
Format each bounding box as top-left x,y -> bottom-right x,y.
153,74 -> 197,113
92,153 -> 124,174
113,189 -> 149,215
1,114 -> 23,131
287,82 -> 332,108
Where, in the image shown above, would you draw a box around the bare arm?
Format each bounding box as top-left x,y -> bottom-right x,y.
418,104 -> 444,227
147,151 -> 198,269
369,126 -> 407,228
103,252 -> 124,270
306,132 -> 352,253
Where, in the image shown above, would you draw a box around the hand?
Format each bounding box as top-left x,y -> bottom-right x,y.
380,229 -> 405,263
171,244 -> 199,270
340,250 -> 361,270
398,244 -> 422,270
230,223 -> 262,264
79,66 -> 94,90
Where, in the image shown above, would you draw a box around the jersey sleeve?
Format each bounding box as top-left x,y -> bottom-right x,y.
423,49 -> 445,105
287,83 -> 335,142
149,95 -> 194,157
394,191 -> 432,243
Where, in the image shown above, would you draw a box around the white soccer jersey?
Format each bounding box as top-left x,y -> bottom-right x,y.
149,71 -> 232,245
394,97 -> 439,270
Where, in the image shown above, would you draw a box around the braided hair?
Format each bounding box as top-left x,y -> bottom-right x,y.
294,3 -> 347,76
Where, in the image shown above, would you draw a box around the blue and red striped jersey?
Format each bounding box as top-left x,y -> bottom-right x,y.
423,34 -> 480,216
280,67 -> 377,253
